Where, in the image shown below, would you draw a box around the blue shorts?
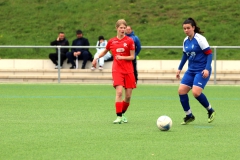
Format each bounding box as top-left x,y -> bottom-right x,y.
181,70 -> 211,89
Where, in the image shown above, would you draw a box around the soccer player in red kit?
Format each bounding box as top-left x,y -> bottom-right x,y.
92,19 -> 136,124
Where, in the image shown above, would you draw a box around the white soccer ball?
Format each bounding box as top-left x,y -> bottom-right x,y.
156,115 -> 172,131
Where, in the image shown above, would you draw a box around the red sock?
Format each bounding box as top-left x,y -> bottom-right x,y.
122,101 -> 129,113
115,102 -> 122,116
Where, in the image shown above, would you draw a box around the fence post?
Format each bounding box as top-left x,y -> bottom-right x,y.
57,46 -> 61,83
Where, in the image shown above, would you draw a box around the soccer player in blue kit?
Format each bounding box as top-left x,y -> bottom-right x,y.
176,18 -> 216,125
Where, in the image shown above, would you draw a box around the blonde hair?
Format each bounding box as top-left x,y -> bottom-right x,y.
115,19 -> 127,28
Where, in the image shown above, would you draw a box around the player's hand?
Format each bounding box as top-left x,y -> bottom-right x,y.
57,37 -> 59,41
202,69 -> 209,78
176,70 -> 181,80
116,55 -> 122,60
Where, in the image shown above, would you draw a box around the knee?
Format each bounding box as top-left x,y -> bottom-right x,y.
125,95 -> 131,102
178,88 -> 185,95
192,91 -> 201,98
116,91 -> 122,98
178,86 -> 190,95
191,87 -> 202,97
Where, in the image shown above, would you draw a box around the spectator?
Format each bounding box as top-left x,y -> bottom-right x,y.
49,32 -> 69,69
126,26 -> 141,83
66,30 -> 92,69
91,36 -> 113,70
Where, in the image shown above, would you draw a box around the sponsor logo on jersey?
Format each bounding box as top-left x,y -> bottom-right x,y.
116,48 -> 125,52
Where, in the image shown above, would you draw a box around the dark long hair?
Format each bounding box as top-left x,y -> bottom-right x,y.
98,36 -> 104,46
183,18 -> 204,34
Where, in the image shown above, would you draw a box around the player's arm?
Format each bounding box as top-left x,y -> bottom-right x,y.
202,47 -> 212,71
178,52 -> 187,70
176,53 -> 187,79
98,49 -> 108,58
202,47 -> 212,78
116,50 -> 135,60
205,54 -> 212,71
199,36 -> 212,78
129,50 -> 135,60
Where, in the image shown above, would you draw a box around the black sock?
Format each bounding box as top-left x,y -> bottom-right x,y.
117,113 -> 122,117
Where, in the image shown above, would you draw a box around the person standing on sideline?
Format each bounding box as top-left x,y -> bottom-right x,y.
49,32 -> 69,69
125,26 -> 141,83
176,17 -> 216,125
91,36 -> 112,70
66,30 -> 92,69
92,19 -> 136,124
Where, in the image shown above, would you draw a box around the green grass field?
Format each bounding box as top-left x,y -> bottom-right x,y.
0,84 -> 239,159
0,0 -> 240,59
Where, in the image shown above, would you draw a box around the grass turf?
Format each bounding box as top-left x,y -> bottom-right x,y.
0,84 -> 239,159
0,0 -> 240,59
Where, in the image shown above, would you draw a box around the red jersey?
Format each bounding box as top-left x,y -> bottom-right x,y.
106,36 -> 135,73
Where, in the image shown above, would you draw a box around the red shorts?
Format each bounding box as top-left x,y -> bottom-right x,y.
112,72 -> 136,89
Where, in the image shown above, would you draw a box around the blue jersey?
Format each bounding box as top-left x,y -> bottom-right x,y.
181,33 -> 212,72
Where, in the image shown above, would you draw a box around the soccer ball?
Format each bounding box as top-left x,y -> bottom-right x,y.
156,115 -> 172,131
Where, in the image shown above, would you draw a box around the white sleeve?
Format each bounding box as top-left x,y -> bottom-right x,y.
198,37 -> 210,50
195,34 -> 210,50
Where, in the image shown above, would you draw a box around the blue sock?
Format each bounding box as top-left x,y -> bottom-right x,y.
208,108 -> 214,112
179,94 -> 192,116
195,93 -> 210,109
